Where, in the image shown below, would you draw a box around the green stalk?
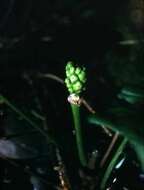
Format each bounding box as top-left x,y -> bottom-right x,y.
100,137 -> 128,190
71,104 -> 87,167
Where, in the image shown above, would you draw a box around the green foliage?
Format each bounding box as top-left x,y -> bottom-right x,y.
88,109 -> 144,171
118,86 -> 144,104
100,137 -> 127,190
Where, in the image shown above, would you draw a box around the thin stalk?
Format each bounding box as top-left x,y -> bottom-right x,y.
100,137 -> 128,190
37,73 -> 64,84
71,104 -> 87,167
23,73 -> 48,131
100,132 -> 119,168
81,98 -> 112,136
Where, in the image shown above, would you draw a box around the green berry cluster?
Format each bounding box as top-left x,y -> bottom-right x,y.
65,61 -> 86,94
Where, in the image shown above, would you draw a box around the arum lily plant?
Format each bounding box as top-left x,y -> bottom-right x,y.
65,61 -> 87,167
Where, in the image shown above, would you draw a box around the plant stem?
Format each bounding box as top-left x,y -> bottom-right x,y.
71,104 -> 87,167
100,137 -> 128,190
100,132 -> 119,168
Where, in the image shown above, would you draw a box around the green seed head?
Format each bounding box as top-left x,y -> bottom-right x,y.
65,61 -> 86,95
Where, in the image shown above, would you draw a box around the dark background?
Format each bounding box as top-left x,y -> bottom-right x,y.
0,1 -> 144,190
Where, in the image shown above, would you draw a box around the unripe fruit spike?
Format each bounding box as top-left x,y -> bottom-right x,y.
65,61 -> 86,95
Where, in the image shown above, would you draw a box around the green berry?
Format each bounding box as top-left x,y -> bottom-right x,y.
65,78 -> 69,84
75,67 -> 81,75
68,87 -> 73,93
70,74 -> 78,83
65,79 -> 71,88
73,81 -> 82,92
66,61 -> 73,70
69,67 -> 75,75
78,70 -> 86,83
66,70 -> 70,78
